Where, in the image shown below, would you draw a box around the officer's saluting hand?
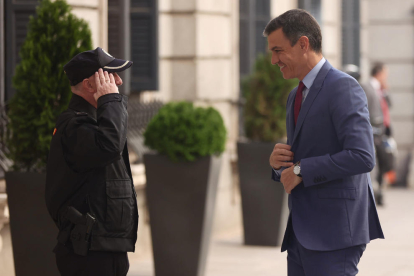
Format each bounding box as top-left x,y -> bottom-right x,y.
93,68 -> 119,101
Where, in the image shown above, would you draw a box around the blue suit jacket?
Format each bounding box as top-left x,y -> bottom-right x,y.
272,61 -> 384,252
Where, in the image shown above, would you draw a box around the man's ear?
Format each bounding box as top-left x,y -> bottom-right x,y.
298,36 -> 310,52
82,78 -> 95,94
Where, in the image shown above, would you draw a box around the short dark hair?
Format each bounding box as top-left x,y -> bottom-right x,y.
263,9 -> 322,54
371,62 -> 385,77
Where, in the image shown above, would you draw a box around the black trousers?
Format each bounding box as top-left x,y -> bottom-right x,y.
54,243 -> 129,276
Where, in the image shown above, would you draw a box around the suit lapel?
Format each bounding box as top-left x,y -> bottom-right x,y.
291,61 -> 333,146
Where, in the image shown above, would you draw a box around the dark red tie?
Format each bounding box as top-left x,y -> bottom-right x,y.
294,81 -> 305,126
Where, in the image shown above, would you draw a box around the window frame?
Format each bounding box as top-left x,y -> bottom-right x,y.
298,0 -> 322,23
239,0 -> 271,79
4,0 -> 38,103
108,0 -> 158,94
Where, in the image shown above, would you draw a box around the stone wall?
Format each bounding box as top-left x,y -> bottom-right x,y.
67,0 -> 108,49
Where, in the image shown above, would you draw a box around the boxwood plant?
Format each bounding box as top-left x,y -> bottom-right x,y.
144,101 -> 227,162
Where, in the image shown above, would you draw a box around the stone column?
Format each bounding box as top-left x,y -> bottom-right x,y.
320,0 -> 342,69
360,0 -> 370,82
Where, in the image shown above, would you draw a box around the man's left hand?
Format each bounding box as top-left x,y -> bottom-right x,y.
280,166 -> 302,194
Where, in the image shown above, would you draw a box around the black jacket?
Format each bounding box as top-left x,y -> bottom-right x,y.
46,93 -> 138,252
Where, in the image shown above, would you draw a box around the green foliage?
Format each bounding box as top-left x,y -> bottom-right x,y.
7,0 -> 92,171
242,53 -> 298,142
144,102 -> 227,162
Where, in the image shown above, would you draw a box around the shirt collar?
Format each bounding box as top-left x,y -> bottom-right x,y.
302,57 -> 326,90
68,94 -> 97,119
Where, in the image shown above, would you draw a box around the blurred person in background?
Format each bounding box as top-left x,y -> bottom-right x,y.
267,9 -> 384,276
360,62 -> 396,206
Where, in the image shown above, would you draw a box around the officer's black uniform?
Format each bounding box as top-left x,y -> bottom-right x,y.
45,48 -> 138,276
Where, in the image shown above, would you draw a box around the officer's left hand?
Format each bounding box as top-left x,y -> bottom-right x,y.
280,165 -> 302,194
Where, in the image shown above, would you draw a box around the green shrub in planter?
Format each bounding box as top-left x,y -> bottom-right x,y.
7,0 -> 92,171
144,101 -> 226,162
242,52 -> 298,142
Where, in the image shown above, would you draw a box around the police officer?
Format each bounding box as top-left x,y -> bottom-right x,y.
45,47 -> 138,276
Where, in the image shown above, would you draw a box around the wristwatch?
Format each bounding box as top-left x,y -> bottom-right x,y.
293,162 -> 302,177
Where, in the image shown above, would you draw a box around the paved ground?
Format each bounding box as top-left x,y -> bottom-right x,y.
128,188 -> 414,276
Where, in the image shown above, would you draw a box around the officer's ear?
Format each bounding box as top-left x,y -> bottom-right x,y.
82,78 -> 95,94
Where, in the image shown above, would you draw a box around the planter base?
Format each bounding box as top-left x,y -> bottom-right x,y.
6,172 -> 59,276
144,154 -> 222,276
238,142 -> 288,246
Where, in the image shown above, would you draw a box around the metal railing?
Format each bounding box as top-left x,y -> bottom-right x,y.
127,98 -> 163,163
0,104 -> 12,177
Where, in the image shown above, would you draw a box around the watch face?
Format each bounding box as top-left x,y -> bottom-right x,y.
294,166 -> 300,175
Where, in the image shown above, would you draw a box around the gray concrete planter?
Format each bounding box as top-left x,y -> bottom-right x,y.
144,153 -> 222,276
237,141 -> 288,246
5,171 -> 59,276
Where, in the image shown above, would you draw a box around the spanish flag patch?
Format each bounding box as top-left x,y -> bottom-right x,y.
53,128 -> 57,136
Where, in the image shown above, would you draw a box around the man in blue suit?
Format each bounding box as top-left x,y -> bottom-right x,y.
266,9 -> 384,276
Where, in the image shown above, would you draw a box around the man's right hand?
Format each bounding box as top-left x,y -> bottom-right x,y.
94,68 -> 119,101
269,143 -> 294,170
